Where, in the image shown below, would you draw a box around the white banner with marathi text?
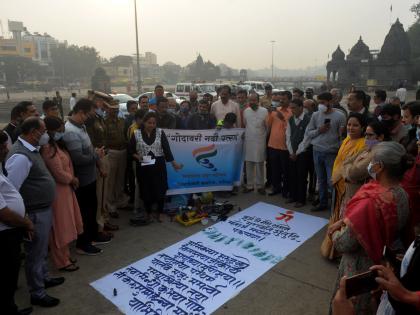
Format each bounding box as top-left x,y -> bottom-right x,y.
91,202 -> 328,315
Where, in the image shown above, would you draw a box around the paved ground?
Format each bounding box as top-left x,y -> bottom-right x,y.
14,192 -> 338,315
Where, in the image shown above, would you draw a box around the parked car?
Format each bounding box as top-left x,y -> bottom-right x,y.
135,91 -> 183,105
243,81 -> 274,96
110,93 -> 136,117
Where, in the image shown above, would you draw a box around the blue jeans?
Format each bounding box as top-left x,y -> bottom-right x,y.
313,150 -> 336,209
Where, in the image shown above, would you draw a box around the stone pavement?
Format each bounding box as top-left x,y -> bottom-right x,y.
15,191 -> 338,315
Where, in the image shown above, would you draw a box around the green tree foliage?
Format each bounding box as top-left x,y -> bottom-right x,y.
161,62 -> 182,83
412,2 -> 420,19
51,44 -> 100,83
0,55 -> 47,84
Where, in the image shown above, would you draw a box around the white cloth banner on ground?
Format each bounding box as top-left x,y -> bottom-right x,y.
91,202 -> 328,315
163,128 -> 244,195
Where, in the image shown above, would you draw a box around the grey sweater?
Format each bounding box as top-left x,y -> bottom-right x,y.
64,119 -> 98,187
304,109 -> 346,153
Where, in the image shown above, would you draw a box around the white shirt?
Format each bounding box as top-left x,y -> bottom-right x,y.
5,137 -> 37,190
286,112 -> 308,155
396,88 -> 407,102
0,174 -> 25,231
69,97 -> 77,110
210,99 -> 242,127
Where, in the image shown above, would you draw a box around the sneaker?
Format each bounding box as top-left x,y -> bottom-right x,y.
92,233 -> 112,245
76,244 -> 103,256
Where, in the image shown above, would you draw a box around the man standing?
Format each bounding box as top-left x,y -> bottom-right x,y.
156,97 -> 176,129
69,92 -> 77,111
189,90 -> 199,113
292,88 -> 304,101
54,91 -> 64,119
104,100 -> 130,221
85,91 -> 115,231
149,85 -> 165,110
3,105 -> 23,146
64,99 -> 110,255
305,88 -> 314,100
211,85 -> 241,127
0,131 -> 34,314
243,93 -> 268,195
41,100 -> 60,119
330,88 -> 347,118
188,100 -> 217,130
286,99 -> 311,208
6,117 -> 63,307
380,104 -> 408,143
139,95 -> 149,110
266,91 -> 293,197
373,89 -> 387,117
396,83 -> 407,106
260,84 -> 273,109
347,90 -> 376,123
304,92 -> 346,212
236,89 -> 248,128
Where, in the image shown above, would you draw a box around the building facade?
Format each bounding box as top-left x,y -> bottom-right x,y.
327,19 -> 411,88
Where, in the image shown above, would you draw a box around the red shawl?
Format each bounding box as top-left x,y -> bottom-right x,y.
344,181 -> 398,264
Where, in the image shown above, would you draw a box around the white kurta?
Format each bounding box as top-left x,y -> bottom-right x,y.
243,106 -> 268,162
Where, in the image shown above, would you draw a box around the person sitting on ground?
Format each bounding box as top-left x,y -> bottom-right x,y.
41,117 -> 83,272
329,142 -> 412,315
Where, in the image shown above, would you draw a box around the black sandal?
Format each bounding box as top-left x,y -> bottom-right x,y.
59,263 -> 79,272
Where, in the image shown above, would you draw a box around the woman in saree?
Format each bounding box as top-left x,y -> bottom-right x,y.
321,113 -> 367,259
329,142 -> 411,315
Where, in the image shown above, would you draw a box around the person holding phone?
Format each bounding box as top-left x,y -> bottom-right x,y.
303,92 -> 346,212
329,142 -> 412,314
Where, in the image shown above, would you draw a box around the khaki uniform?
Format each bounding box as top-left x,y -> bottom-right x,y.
85,114 -> 110,226
104,116 -> 130,211
260,95 -> 272,109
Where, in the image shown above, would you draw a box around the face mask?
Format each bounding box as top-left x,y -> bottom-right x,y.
365,139 -> 379,150
416,127 -> 420,141
271,101 -> 280,107
318,104 -> 328,113
95,108 -> 105,118
402,124 -> 412,133
167,108 -> 176,114
303,108 -> 309,114
38,132 -> 50,146
180,107 -> 189,114
53,132 -> 64,141
367,161 -> 377,180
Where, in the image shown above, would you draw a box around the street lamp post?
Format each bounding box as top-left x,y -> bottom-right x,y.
270,40 -> 275,80
134,0 -> 141,94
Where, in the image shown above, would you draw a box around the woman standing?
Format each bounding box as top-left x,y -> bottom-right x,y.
329,142 -> 411,315
41,117 -> 83,271
321,113 -> 367,259
129,112 -> 182,222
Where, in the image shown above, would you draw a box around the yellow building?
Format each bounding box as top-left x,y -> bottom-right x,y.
0,37 -> 35,59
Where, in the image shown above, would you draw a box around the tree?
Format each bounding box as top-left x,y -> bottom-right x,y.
0,55 -> 47,85
161,62 -> 181,83
412,2 -> 420,19
51,43 -> 100,83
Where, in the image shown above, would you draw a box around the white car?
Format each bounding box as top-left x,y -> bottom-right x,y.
110,93 -> 136,117
135,91 -> 183,105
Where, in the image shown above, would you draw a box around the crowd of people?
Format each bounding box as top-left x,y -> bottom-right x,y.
0,82 -> 419,315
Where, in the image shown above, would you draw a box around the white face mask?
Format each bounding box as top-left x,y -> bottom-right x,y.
271,101 -> 280,107
38,132 -> 50,146
53,132 -> 64,141
318,104 -> 328,113
303,108 -> 309,114
367,161 -> 377,180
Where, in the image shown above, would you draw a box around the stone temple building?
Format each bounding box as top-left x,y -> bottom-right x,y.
327,19 -> 411,88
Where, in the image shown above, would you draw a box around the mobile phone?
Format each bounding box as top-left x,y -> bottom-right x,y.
324,118 -> 331,124
383,246 -> 402,274
345,270 -> 379,298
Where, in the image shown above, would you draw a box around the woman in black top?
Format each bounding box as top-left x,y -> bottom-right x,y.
129,112 -> 182,222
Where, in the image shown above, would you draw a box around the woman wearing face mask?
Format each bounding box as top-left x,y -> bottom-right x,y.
329,142 -> 411,315
41,117 -> 83,272
321,113 -> 367,259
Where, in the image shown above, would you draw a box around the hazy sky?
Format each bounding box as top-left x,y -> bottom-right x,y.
0,0 -> 418,70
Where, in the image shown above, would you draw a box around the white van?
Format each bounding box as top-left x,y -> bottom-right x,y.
175,82 -> 217,99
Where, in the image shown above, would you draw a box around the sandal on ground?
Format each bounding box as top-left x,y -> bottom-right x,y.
59,263 -> 79,272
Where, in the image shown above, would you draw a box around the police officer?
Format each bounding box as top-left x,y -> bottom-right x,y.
259,84 -> 273,109
104,100 -> 130,220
